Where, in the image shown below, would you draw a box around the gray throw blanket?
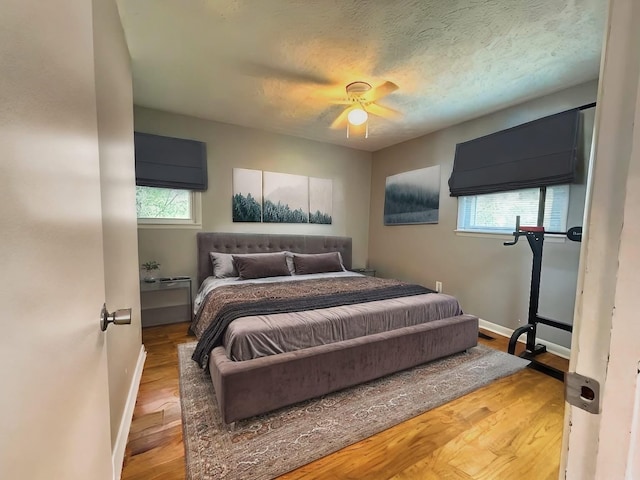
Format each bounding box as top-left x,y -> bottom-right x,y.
191,283 -> 432,368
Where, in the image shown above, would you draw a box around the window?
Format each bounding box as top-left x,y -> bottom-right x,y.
457,185 -> 570,234
136,186 -> 201,226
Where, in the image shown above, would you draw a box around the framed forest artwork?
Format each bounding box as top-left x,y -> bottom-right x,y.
232,168 -> 333,224
309,177 -> 332,224
263,171 -> 309,223
232,168 -> 262,222
384,165 -> 440,225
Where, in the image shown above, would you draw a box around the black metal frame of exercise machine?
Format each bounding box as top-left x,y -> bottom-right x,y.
503,216 -> 582,380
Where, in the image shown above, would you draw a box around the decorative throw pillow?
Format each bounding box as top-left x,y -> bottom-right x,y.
210,251 -> 296,278
292,252 -> 345,275
209,252 -> 237,278
232,253 -> 292,280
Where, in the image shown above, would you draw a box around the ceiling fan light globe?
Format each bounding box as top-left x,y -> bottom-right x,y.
348,108 -> 368,126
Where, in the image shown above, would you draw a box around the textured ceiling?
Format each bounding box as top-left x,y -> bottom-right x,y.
116,0 -> 606,152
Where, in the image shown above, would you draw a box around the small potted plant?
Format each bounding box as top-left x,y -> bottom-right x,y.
141,260 -> 161,283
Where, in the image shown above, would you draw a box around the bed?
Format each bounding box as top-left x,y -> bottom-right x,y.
192,232 -> 479,425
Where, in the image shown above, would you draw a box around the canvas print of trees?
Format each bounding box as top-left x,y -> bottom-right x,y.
309,177 -> 332,224
232,168 -> 262,222
263,172 -> 309,223
232,169 -> 333,224
384,165 -> 440,225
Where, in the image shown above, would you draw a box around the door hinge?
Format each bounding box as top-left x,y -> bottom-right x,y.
565,372 -> 601,414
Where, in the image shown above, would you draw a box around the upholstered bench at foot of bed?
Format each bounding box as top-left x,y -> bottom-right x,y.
208,313 -> 479,424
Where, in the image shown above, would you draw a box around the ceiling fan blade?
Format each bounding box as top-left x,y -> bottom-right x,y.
328,99 -> 353,105
365,102 -> 402,119
364,81 -> 399,102
236,61 -> 333,85
330,107 -> 353,129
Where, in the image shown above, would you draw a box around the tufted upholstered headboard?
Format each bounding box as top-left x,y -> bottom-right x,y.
196,232 -> 352,287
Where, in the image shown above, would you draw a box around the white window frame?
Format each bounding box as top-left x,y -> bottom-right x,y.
455,185 -> 570,238
137,188 -> 202,229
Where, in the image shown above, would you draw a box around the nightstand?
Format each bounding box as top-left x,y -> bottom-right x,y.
350,268 -> 376,277
140,277 -> 192,327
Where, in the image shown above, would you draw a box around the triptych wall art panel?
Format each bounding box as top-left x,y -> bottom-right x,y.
384,165 -> 440,225
263,171 -> 309,223
232,168 -> 262,222
232,168 -> 332,224
309,177 -> 333,224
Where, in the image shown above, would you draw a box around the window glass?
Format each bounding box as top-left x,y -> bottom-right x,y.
136,186 -> 193,222
457,185 -> 569,233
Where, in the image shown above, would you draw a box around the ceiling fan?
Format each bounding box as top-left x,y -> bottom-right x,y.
330,81 -> 401,137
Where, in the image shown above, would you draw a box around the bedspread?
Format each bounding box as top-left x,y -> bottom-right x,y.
190,276 -> 432,367
225,293 -> 463,361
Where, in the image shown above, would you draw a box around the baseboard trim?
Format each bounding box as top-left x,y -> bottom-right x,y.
113,345 -> 147,480
478,319 -> 571,360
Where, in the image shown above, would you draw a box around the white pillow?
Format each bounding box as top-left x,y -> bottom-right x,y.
209,252 -> 237,278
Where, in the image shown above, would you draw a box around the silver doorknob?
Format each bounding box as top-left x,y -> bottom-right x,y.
100,303 -> 132,331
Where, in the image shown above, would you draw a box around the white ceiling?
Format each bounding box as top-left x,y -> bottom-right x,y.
116,0 -> 606,152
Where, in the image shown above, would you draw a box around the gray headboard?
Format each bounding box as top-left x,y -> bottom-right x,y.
196,232 -> 353,286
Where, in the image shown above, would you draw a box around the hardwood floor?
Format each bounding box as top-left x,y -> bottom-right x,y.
121,324 -> 568,480
122,323 -> 188,480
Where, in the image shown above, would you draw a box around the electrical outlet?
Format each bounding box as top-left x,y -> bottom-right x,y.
435,281 -> 443,293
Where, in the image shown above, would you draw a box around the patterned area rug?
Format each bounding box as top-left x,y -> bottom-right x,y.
178,342 -> 529,480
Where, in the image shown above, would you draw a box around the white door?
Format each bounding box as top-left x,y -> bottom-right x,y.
561,0 -> 640,478
0,0 -> 114,478
92,0 -> 144,474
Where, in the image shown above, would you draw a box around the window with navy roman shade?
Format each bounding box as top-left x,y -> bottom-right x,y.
134,132 -> 208,191
448,108 -> 580,197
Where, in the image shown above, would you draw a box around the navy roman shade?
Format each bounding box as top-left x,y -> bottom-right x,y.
448,108 -> 580,197
134,132 -> 208,191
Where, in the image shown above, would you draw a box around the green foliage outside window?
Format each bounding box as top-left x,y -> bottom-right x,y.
136,186 -> 191,219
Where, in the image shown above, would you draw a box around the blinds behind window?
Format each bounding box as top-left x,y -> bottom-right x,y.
448,109 -> 580,197
457,185 -> 569,233
134,132 -> 208,191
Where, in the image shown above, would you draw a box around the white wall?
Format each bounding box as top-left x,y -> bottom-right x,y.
135,106 -> 373,290
368,81 -> 598,348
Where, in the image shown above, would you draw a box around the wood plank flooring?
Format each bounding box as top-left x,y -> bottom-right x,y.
121,324 -> 568,480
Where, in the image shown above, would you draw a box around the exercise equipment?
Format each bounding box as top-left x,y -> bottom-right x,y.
503,216 -> 582,380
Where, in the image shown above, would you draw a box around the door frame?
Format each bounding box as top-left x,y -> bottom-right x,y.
561,0 -> 640,477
